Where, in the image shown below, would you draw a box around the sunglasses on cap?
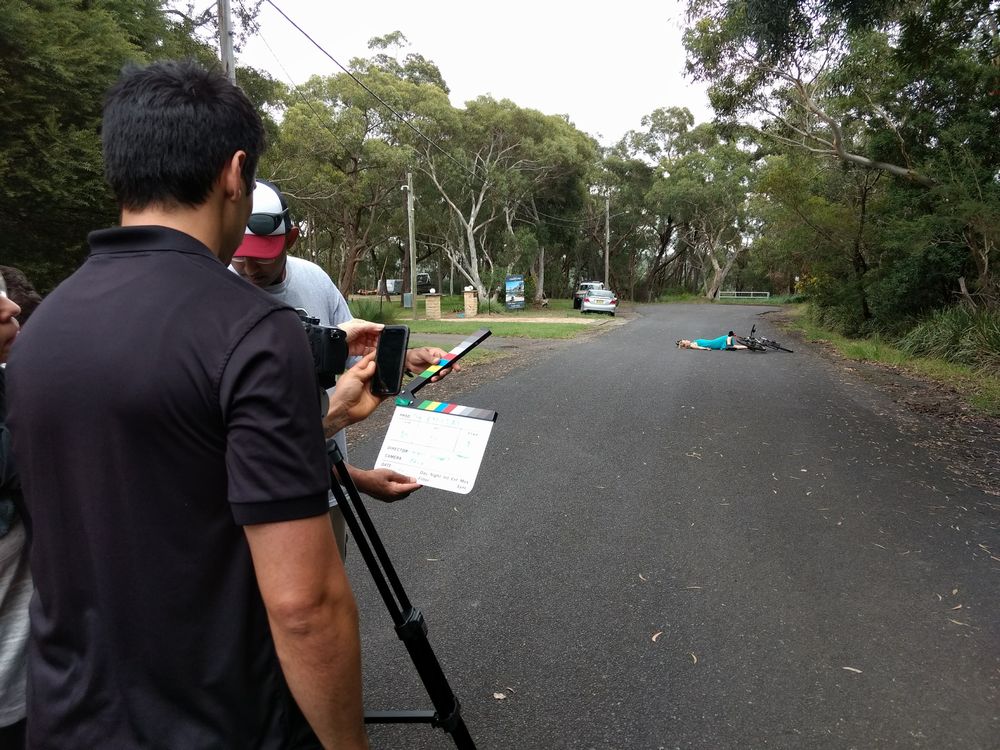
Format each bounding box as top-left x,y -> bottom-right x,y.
246,208 -> 290,236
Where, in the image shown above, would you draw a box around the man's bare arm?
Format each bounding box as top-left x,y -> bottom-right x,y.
244,515 -> 368,750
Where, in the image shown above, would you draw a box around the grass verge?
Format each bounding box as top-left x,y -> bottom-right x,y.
351,294 -> 585,319
717,294 -> 801,305
782,306 -> 1000,417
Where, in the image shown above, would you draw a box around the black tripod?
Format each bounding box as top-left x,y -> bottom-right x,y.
327,442 -> 477,749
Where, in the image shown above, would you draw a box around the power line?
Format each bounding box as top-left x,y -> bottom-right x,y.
264,0 -> 479,181
256,32 -> 348,153
255,33 -> 593,232
256,2 -> 623,231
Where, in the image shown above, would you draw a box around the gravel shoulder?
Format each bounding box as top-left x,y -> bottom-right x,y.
764,309 -> 1000,498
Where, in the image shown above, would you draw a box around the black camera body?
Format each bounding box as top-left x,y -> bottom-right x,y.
297,311 -> 348,389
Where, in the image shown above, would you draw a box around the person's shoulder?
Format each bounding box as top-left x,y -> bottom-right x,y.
286,255 -> 333,281
286,256 -> 347,306
213,260 -> 293,314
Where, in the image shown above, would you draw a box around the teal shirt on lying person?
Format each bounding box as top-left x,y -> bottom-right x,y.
694,335 -> 732,350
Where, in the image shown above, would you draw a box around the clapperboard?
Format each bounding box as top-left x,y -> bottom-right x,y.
374,330 -> 497,494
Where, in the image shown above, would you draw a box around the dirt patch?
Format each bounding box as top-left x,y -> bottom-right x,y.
764,310 -> 1000,497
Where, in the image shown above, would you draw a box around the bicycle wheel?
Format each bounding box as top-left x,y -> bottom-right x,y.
762,338 -> 792,353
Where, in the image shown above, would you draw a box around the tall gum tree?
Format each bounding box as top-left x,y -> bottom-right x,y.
263,37 -> 452,293
651,125 -> 756,299
684,0 -> 1000,304
415,96 -> 594,299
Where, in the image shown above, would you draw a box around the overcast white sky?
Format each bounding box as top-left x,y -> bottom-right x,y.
238,0 -> 713,146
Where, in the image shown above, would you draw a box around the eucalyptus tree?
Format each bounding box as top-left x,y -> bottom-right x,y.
582,151 -> 657,300
651,124 -> 757,299
503,110 -> 596,301
0,0 -> 223,289
606,108 -> 757,300
752,152 -> 889,329
262,35 -> 452,293
684,0 -> 1000,312
414,96 -> 595,299
613,107 -> 704,299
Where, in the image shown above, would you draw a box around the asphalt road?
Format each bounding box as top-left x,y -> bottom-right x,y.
343,303 -> 999,750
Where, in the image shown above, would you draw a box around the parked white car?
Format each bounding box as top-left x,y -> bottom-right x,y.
580,289 -> 618,316
573,281 -> 604,309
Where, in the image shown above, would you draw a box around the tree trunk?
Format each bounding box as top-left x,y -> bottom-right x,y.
534,246 -> 546,303
338,245 -> 363,296
851,186 -> 872,321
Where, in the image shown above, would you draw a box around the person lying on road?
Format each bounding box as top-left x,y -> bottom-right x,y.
676,332 -> 747,350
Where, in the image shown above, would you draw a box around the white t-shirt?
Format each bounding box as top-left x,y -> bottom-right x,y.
232,255 -> 354,466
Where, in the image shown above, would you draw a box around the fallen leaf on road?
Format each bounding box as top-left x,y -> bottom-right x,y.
948,619 -> 970,627
690,653 -> 698,664
493,692 -> 506,700
639,574 -> 648,581
651,631 -> 662,642
426,558 -> 439,562
950,604 -> 963,610
952,588 -> 959,596
842,667 -> 863,673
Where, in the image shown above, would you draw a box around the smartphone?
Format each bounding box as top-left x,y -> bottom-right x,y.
371,325 -> 410,396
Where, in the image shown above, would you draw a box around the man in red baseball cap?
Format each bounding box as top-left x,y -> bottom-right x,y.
233,179 -> 460,557
231,179 -> 296,286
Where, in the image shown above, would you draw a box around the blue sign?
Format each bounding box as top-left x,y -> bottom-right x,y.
505,275 -> 525,310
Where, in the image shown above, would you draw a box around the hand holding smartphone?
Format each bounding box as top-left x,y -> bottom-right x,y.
370,325 -> 410,396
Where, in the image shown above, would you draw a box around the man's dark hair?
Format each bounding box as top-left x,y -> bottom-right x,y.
101,60 -> 266,210
0,266 -> 42,328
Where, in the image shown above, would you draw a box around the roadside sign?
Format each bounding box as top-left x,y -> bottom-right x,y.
505,274 -> 525,310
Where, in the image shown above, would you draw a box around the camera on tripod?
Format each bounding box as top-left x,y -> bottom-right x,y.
297,310 -> 348,389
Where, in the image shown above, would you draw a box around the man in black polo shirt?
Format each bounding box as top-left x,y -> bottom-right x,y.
6,61 -> 377,749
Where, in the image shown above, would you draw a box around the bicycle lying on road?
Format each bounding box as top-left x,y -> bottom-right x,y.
735,325 -> 794,353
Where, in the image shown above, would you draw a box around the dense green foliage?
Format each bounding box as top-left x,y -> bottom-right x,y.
685,0 -> 1000,342
4,0 -> 998,372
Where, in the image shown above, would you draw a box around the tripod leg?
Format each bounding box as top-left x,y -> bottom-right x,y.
394,607 -> 475,748
327,450 -> 477,749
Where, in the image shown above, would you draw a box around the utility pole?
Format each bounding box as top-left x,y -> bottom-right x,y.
405,172 -> 419,320
604,193 -> 610,288
218,0 -> 236,82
